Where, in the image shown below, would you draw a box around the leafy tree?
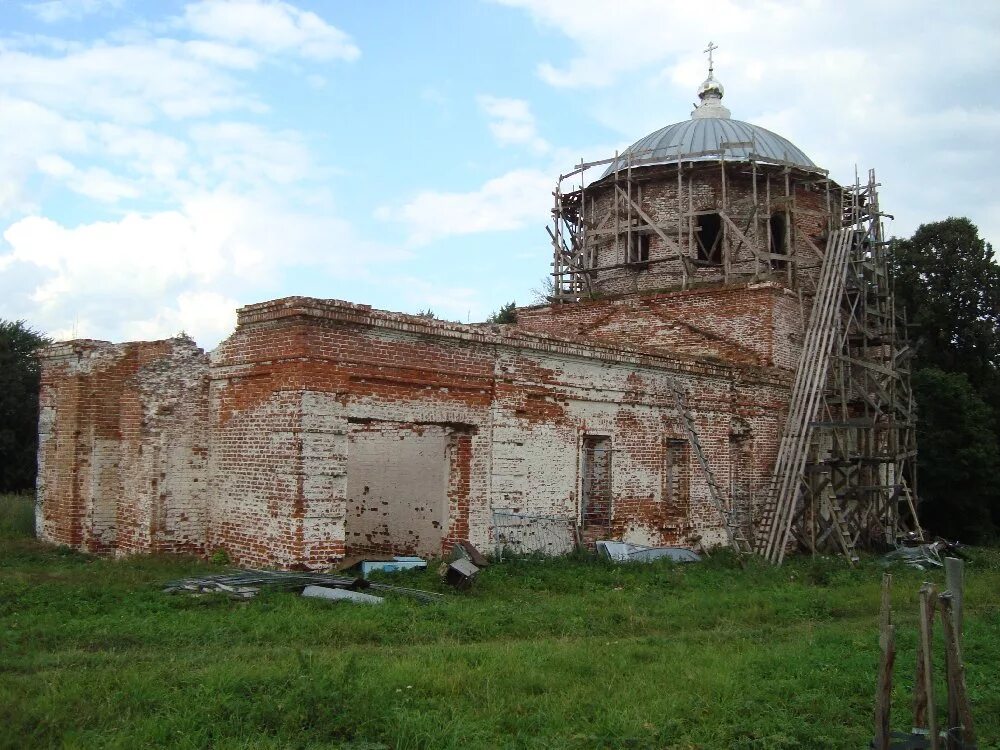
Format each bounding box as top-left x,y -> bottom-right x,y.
487,301 -> 517,324
0,320 -> 50,492
892,217 -> 1000,391
892,218 -> 1000,541
912,368 -> 1000,540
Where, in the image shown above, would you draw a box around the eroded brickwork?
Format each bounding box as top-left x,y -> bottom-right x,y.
36,336 -> 209,555
581,165 -> 832,296
36,292 -> 793,568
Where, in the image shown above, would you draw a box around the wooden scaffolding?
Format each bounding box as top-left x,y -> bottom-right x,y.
548,153 -> 921,562
757,169 -> 921,564
548,147 -> 832,302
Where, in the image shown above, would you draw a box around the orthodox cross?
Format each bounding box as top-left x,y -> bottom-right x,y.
704,41 -> 718,75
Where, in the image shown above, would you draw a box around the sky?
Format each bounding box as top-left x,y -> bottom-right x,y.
1,0 -> 999,349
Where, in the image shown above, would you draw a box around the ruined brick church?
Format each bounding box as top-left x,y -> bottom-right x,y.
36,57 -> 920,568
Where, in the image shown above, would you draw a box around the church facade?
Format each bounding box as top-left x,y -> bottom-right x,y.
37,62 -> 901,567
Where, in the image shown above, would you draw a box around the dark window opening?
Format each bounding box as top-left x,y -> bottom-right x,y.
695,213 -> 723,265
581,435 -> 612,529
627,232 -> 650,264
769,214 -> 787,270
663,438 -> 690,511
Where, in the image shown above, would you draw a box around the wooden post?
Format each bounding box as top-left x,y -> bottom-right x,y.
944,557 -> 964,661
913,582 -> 936,736
939,593 -> 975,749
918,584 -> 940,750
874,573 -> 894,750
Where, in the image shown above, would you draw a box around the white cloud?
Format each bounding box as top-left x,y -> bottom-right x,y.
189,122 -> 314,187
393,277 -> 485,323
120,290 -> 240,345
182,0 -> 360,61
0,42 -> 261,124
494,0 -> 1000,242
376,169 -> 552,246
0,189 -> 401,347
24,0 -> 123,23
36,153 -> 140,202
477,95 -> 549,153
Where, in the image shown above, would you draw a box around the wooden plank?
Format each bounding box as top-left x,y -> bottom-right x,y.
938,593 -> 976,748
944,557 -> 964,662
874,573 -> 894,750
614,185 -> 691,279
718,210 -> 755,253
913,582 -> 936,734
919,584 -> 939,750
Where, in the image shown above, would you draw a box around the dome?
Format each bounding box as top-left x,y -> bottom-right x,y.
601,60 -> 820,178
601,117 -> 819,177
697,75 -> 724,100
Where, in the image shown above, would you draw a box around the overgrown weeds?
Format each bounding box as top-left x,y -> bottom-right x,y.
1,518 -> 997,749
0,493 -> 33,539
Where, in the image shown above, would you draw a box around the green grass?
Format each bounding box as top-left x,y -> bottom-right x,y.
1,499 -> 998,749
0,493 -> 35,539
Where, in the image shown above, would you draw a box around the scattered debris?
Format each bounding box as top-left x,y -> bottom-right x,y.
596,540 -> 702,563
441,558 -> 480,589
452,540 -> 490,568
359,556 -> 427,578
163,569 -> 443,603
334,552 -> 395,572
881,539 -> 965,570
302,585 -> 384,605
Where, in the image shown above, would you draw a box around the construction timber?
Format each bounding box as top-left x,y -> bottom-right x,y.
548,153 -> 921,562
548,146 -> 831,302
758,169 -> 921,563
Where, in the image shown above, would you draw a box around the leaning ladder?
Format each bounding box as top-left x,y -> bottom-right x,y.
755,228 -> 856,564
671,386 -> 752,555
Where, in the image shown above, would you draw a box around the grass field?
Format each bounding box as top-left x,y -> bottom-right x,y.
2,492 -> 998,749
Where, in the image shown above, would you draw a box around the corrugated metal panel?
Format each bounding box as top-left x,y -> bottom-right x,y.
601,118 -> 818,178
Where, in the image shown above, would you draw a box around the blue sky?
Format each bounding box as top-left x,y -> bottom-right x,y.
2,0 -> 999,348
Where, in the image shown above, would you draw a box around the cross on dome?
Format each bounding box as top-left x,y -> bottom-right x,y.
704,41 -> 718,75
692,41 -> 730,119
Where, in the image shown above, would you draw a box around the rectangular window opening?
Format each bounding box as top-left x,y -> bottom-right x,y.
695,213 -> 723,265
663,438 -> 690,512
581,435 -> 612,529
769,214 -> 788,270
627,232 -> 650,264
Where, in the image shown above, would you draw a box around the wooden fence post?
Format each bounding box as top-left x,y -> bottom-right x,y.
874,573 -> 894,750
918,583 -> 939,750
939,593 -> 976,749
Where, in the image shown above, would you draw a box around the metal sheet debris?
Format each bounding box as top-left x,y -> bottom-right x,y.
442,558 -> 480,589
454,540 -> 489,567
881,540 -> 964,571
163,569 -> 443,603
359,556 -> 426,578
302,585 -> 384,605
596,540 -> 702,563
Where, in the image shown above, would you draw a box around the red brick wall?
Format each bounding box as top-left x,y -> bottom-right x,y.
36,337 -> 208,555
580,164 -> 833,295
516,281 -> 804,370
38,294 -> 793,566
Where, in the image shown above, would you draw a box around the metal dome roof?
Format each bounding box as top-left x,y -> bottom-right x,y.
601,61 -> 820,178
602,117 -> 819,178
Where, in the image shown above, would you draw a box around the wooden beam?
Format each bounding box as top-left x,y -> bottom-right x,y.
614,184 -> 691,280
874,573 -> 894,750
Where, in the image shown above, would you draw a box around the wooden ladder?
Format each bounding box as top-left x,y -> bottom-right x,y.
671,386 -> 752,555
755,228 -> 856,564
